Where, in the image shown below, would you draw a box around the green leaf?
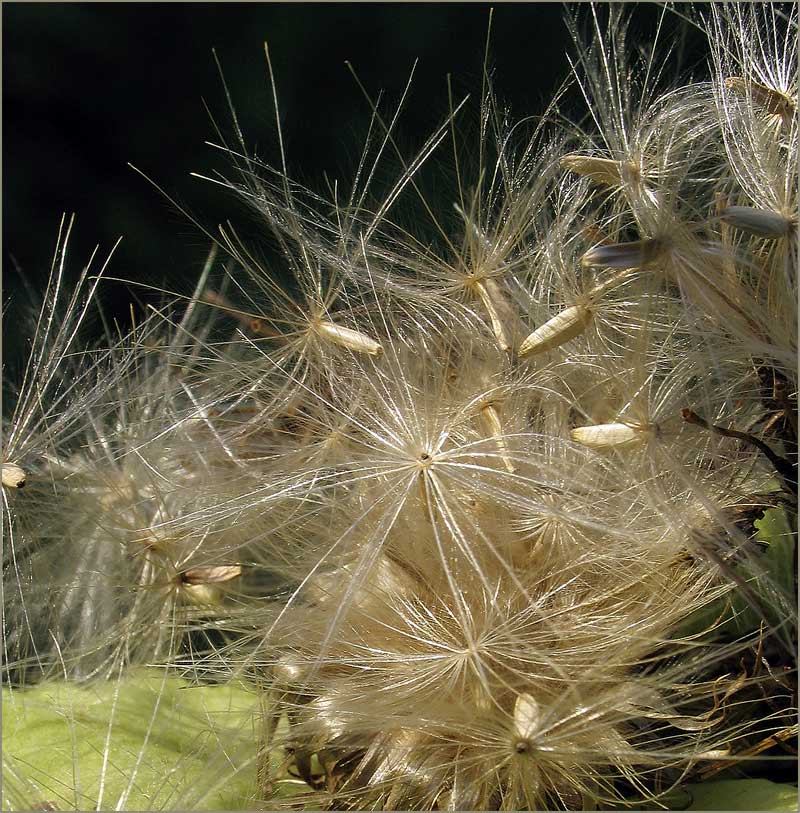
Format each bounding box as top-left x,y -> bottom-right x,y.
754,506 -> 796,598
679,506 -> 797,638
681,778 -> 798,811
2,670 -> 259,811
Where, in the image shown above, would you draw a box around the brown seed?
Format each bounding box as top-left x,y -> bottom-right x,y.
725,77 -> 796,119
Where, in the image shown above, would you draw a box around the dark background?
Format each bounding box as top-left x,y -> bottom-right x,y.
3,3 -> 683,347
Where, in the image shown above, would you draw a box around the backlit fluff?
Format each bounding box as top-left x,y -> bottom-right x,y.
2,4 -> 796,811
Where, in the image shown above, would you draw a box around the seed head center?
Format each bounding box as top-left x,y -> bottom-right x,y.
417,451 -> 435,469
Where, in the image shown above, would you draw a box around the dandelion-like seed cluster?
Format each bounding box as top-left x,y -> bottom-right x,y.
2,5 -> 797,811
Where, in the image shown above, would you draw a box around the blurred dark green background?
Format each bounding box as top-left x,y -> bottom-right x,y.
4,3 -> 681,349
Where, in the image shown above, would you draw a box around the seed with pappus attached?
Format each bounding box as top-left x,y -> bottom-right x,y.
314,320 -> 383,356
581,239 -> 664,269
518,304 -> 593,357
719,206 -> 794,238
560,154 -> 640,187
570,422 -> 650,450
724,76 -> 796,119
2,463 -> 27,489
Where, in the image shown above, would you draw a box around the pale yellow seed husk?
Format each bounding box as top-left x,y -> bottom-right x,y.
317,321 -> 383,356
182,583 -> 225,607
697,749 -> 731,761
720,206 -> 792,238
518,305 -> 592,357
475,279 -> 517,352
480,403 -> 516,473
725,77 -> 796,118
514,692 -> 540,739
560,154 -> 639,187
1,463 -> 26,489
570,423 -> 643,450
273,654 -> 307,688
182,564 -> 242,585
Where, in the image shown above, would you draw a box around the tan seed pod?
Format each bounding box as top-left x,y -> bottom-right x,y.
480,402 -> 516,473
181,564 -> 242,584
560,154 -> 639,186
513,692 -> 540,751
720,206 -> 793,238
518,305 -> 593,357
570,422 -> 645,450
474,279 -> 518,352
273,655 -> 308,690
316,321 -> 383,356
581,239 -> 663,269
724,76 -> 797,119
306,555 -> 418,608
181,583 -> 225,606
1,463 -> 27,489
179,566 -> 241,606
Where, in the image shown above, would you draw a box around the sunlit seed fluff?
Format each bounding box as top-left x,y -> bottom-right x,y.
581,239 -> 663,269
719,206 -> 794,238
315,321 -> 383,356
570,422 -> 646,450
1,463 -> 27,489
474,278 -> 517,351
724,76 -> 797,119
518,305 -> 593,357
560,154 -> 639,187
480,402 -> 516,473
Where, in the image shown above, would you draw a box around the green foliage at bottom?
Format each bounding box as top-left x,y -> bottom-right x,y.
2,670 -> 258,811
682,778 -> 798,811
2,673 -> 796,811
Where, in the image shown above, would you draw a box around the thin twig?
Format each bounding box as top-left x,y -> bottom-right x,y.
682,409 -> 797,495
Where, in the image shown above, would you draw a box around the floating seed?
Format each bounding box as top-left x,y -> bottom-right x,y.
1,462 -> 27,489
518,305 -> 593,357
182,583 -> 224,606
725,77 -> 797,119
480,402 -> 516,473
720,206 -> 793,238
181,564 -> 242,585
560,154 -> 639,187
475,279 -> 518,352
514,692 -> 540,747
180,565 -> 241,606
570,423 -> 645,450
316,321 -> 383,356
581,239 -> 663,269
